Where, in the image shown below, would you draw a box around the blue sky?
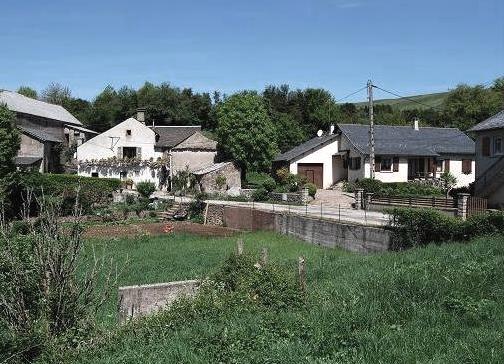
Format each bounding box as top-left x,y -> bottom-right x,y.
1,0 -> 502,101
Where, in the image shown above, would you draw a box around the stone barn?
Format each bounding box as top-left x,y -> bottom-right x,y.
193,162 -> 241,194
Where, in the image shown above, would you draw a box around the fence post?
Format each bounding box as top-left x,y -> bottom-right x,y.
338,204 -> 341,221
457,193 -> 470,221
305,203 -> 308,216
236,238 -> 244,255
298,256 -> 306,295
354,188 -> 364,210
320,202 -> 323,218
365,192 -> 373,210
260,247 -> 268,267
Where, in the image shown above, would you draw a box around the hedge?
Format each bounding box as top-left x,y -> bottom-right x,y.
388,207 -> 504,250
344,178 -> 444,197
19,173 -> 121,215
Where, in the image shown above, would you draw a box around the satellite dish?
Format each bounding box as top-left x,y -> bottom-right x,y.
317,130 -> 323,137
330,125 -> 335,135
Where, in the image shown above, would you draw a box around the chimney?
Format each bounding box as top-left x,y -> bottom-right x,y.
136,107 -> 146,124
413,117 -> 419,131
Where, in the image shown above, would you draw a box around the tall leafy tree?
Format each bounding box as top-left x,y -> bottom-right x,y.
216,91 -> 278,172
17,86 -> 38,99
0,105 -> 20,177
41,82 -> 72,105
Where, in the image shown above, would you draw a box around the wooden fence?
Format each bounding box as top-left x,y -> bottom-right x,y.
467,197 -> 488,217
369,195 -> 456,209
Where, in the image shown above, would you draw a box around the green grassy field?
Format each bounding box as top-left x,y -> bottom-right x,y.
62,231 -> 503,363
354,91 -> 450,111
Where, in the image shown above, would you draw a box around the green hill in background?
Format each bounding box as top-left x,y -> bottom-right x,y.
353,91 -> 450,111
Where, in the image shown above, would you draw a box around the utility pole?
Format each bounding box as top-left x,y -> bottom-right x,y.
367,80 -> 375,179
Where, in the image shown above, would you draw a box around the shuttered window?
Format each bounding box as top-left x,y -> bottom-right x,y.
393,157 -> 399,172
444,159 -> 450,172
348,157 -> 361,170
482,137 -> 490,156
462,159 -> 472,174
374,157 -> 381,172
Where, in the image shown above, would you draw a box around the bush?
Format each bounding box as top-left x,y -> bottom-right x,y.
388,208 -> 504,250
245,172 -> 272,188
344,178 -> 444,198
215,174 -> 227,190
261,176 -> 277,192
136,181 -> 156,198
304,183 -> 317,198
17,172 -> 121,215
252,188 -> 269,202
275,168 -> 304,192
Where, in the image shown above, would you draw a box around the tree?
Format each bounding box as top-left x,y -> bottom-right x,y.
17,86 -> 38,99
272,112 -> 307,152
440,171 -> 457,197
41,82 -> 72,105
216,91 -> 278,172
0,105 -> 20,178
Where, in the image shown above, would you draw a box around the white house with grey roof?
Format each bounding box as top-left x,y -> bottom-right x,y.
274,121 -> 475,189
76,109 -> 219,189
468,110 -> 504,208
0,90 -> 97,172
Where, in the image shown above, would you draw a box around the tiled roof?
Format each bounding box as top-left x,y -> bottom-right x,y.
192,162 -> 231,175
18,125 -> 63,143
150,126 -> 201,148
172,132 -> 217,151
0,90 -> 82,125
338,124 -> 474,156
274,133 -> 338,162
468,110 -> 504,132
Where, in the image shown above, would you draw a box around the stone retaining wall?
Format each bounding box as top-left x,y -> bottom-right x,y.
118,280 -> 199,323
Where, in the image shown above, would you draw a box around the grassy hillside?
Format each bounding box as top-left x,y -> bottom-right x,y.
353,91 -> 450,111
43,232 -> 504,363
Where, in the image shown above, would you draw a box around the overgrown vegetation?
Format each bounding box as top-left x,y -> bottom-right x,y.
343,178 -> 444,197
30,231 -> 504,363
388,207 -> 504,249
135,181 -> 156,198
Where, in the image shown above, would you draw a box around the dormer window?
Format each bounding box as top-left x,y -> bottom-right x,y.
126,129 -> 132,136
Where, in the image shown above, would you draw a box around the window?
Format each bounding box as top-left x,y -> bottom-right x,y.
348,157 -> 361,170
120,171 -> 128,179
91,172 -> 99,177
393,157 -> 399,172
126,129 -> 132,136
482,137 -> 490,156
462,159 -> 472,174
494,137 -> 502,155
444,159 -> 450,172
436,160 -> 443,172
122,147 -> 137,159
380,157 -> 392,172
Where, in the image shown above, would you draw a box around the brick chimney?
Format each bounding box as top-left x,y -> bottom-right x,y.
136,107 -> 146,124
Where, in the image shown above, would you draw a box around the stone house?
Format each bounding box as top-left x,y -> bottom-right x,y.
468,110 -> 504,208
274,121 -> 475,189
0,90 -> 97,172
193,162 -> 242,194
76,110 -> 227,190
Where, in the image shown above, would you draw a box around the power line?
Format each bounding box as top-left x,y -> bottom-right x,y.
335,85 -> 367,103
371,84 -> 444,112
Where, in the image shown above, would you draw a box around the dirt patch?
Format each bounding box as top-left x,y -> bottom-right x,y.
83,221 -> 238,239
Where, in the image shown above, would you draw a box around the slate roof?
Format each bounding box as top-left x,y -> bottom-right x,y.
192,162 -> 231,175
18,125 -> 63,143
65,124 -> 98,134
14,156 -> 42,166
468,110 -> 504,132
0,90 -> 82,125
172,132 -> 217,151
150,126 -> 201,148
274,133 -> 339,162
338,124 -> 474,156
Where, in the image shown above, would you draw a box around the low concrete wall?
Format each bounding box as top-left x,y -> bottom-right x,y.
208,204 -> 391,253
118,280 -> 199,323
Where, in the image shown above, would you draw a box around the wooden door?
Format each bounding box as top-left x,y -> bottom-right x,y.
298,163 -> 323,189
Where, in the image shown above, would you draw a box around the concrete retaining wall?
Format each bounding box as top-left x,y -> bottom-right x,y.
118,280 -> 199,323
208,204 -> 390,253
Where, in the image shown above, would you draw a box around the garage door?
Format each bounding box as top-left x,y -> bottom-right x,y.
297,163 -> 323,189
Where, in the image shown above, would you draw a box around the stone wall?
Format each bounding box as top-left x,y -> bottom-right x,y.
118,280 -> 199,323
269,189 -> 308,205
205,203 -> 225,226
206,204 -> 391,253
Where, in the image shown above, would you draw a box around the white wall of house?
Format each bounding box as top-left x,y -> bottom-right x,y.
446,158 -> 475,187
77,118 -> 164,186
289,138 -> 339,189
365,157 -> 409,183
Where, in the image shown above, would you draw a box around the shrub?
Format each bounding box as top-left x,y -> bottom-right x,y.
245,171 -> 271,188
215,174 -> 227,190
275,168 -> 304,192
304,183 -> 317,198
261,176 -> 277,192
172,167 -> 196,195
18,172 -> 121,215
136,181 -> 156,198
347,178 -> 444,197
252,188 -> 269,202
388,208 -> 504,250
